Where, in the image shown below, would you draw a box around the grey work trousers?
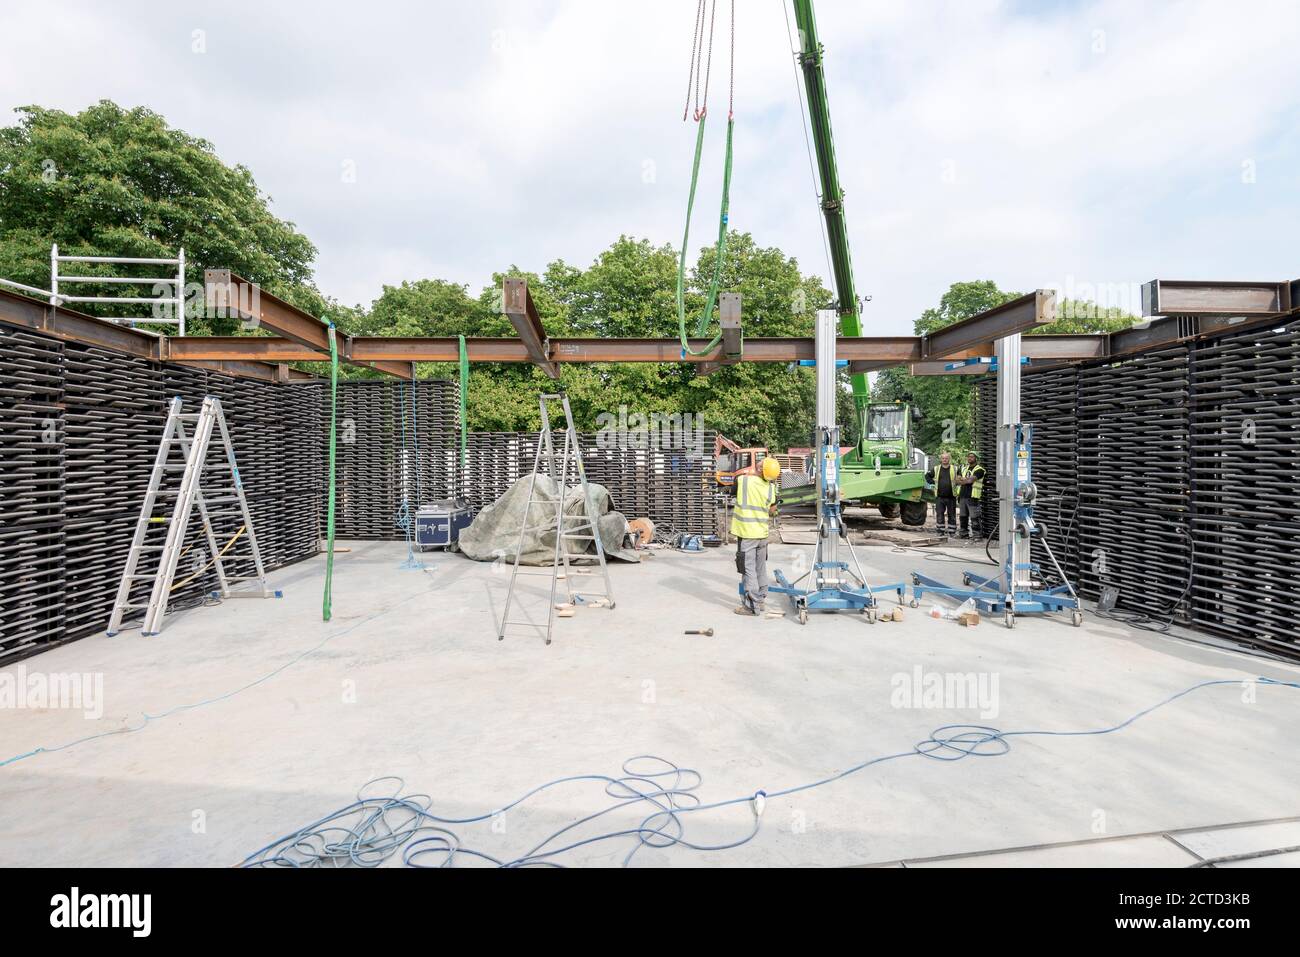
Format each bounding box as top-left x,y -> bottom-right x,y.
959,497 -> 982,537
737,537 -> 768,610
935,496 -> 957,534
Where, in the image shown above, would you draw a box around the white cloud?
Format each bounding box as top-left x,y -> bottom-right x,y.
3,0 -> 1298,333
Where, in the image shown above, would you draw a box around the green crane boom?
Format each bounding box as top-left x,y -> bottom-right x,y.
792,0 -> 869,414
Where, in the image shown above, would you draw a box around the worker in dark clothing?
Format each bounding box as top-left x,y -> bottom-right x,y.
957,452 -> 986,539
930,452 -> 958,537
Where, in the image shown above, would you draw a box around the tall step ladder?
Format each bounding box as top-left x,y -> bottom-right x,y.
107,396 -> 279,637
497,394 -> 615,645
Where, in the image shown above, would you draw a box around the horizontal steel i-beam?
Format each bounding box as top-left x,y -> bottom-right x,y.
0,286 -> 314,383
921,290 -> 1057,359
1141,279 -> 1294,317
204,270 -> 410,378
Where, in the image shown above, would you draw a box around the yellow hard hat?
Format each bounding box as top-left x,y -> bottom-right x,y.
761,458 -> 782,481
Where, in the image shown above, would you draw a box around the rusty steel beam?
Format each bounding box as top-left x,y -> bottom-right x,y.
170,336 -> 318,362
0,286 -> 163,359
1141,279 -> 1294,317
908,335 -> 1109,376
922,289 -> 1057,359
847,360 -> 897,374
909,361 -> 988,376
502,277 -> 560,378
205,270 -> 331,352
173,359 -> 317,383
1108,311 -> 1294,358
876,334 -> 1109,375
171,334 -> 935,364
0,286 -> 309,383
204,270 -> 409,379
1022,333 -> 1109,360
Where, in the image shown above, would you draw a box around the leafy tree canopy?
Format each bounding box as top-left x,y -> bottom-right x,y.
0,100 -> 323,331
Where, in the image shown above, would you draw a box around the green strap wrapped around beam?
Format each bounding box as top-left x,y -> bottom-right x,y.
676,113 -> 734,357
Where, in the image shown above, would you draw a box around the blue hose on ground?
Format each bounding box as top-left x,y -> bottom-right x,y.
238,676 -> 1300,868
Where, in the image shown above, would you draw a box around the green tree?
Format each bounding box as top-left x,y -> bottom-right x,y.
0,100 -> 322,332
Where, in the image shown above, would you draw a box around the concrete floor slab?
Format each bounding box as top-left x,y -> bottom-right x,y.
1174,820 -> 1300,867
2,537 -> 1298,867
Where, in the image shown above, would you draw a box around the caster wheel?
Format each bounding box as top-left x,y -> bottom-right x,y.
909,598 -> 919,609
962,574 -> 972,586
866,609 -> 877,623
798,610 -> 808,625
1071,610 -> 1083,627
1004,609 -> 1015,629
608,601 -> 617,610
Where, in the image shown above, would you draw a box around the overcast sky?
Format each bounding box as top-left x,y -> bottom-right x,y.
4,0 -> 1299,334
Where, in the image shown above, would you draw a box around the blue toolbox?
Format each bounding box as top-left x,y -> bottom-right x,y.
414,499 -> 475,552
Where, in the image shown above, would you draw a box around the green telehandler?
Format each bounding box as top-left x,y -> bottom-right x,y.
780,400 -> 932,525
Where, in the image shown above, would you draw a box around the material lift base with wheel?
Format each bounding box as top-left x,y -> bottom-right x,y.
910,338 -> 1084,630
909,568 -> 1082,629
769,564 -> 906,625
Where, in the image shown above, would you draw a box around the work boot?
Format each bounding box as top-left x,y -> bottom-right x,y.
733,604 -> 757,616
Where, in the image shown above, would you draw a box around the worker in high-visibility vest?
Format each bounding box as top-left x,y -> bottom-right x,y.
732,457 -> 781,616
956,452 -> 986,539
930,452 -> 959,537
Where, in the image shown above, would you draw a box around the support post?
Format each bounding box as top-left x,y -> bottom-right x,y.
995,333 -> 1024,597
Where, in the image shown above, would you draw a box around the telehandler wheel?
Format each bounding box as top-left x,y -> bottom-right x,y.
900,501 -> 928,527
876,502 -> 900,520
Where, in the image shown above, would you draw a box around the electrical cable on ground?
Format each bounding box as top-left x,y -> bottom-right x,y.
238,677 -> 1300,868
1093,525 -> 1195,634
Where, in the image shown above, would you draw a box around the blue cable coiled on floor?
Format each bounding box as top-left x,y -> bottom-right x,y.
238,676 -> 1300,868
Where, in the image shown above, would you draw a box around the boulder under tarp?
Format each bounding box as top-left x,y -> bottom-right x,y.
458,474 -> 639,565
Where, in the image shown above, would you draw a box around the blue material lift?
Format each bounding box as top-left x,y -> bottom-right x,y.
910,421 -> 1082,629
761,310 -> 906,625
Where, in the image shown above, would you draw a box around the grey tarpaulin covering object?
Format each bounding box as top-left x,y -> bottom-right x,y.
458,475 -> 640,564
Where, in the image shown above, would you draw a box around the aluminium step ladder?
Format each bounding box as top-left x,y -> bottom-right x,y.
497,394 -> 615,645
107,396 -> 279,637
